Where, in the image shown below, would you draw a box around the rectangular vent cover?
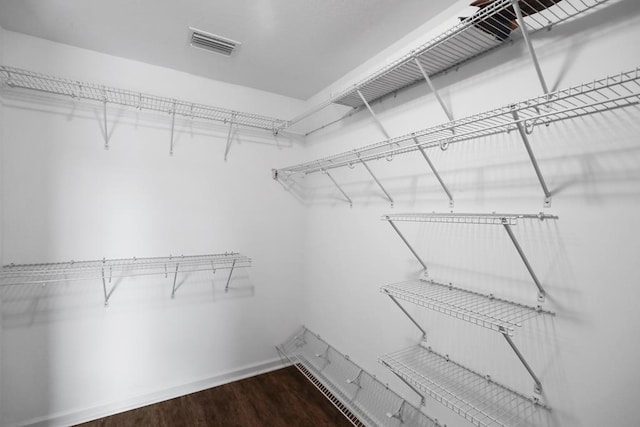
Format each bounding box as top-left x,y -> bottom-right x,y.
189,28 -> 240,57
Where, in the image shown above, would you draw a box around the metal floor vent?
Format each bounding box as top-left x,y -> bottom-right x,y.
189,27 -> 240,57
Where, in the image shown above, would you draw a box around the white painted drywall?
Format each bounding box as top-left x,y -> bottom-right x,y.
0,31 -> 309,426
298,1 -> 640,426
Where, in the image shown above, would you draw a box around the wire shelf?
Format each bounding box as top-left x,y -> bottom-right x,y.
380,344 -> 548,427
0,65 -> 289,132
382,279 -> 553,336
278,327 -> 442,427
382,212 -> 558,226
0,253 -> 251,286
285,0 -> 610,128
276,67 -> 640,176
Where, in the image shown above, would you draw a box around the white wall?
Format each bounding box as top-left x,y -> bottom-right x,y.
0,31 -> 308,426
298,1 -> 640,426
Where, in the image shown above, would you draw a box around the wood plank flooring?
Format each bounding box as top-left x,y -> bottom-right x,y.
77,366 -> 354,427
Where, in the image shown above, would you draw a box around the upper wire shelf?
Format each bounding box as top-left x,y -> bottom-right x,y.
0,65 -> 290,133
278,326 -> 442,427
0,253 -> 250,286
382,212 -> 558,226
283,0 -> 610,129
276,67 -> 640,176
381,279 -> 553,336
380,344 -> 548,427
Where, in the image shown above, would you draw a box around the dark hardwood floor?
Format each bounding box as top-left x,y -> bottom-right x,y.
77,366 -> 354,427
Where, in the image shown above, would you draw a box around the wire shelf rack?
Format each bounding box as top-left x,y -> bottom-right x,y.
276,67 -> 640,175
381,279 -> 553,336
284,0 -> 610,128
379,344 -> 548,427
278,327 -> 443,427
0,65 -> 289,132
382,212 -> 558,226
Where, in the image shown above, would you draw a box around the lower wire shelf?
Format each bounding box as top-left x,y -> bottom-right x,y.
278,327 -> 442,427
381,279 -> 553,336
379,345 -> 549,427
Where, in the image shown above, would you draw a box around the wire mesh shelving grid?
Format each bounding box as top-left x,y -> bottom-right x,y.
382,213 -> 558,226
380,344 -> 548,427
278,327 -> 443,427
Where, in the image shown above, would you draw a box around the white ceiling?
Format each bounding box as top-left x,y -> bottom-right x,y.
0,0 -> 452,100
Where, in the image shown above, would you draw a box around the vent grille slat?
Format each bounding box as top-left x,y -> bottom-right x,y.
189,28 -> 239,57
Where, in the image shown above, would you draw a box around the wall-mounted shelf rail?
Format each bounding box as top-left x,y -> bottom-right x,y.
0,65 -> 291,149
275,67 -> 640,206
381,279 -> 553,336
282,0 -> 610,133
278,327 -> 443,427
0,252 -> 251,304
382,212 -> 558,301
379,344 -> 548,427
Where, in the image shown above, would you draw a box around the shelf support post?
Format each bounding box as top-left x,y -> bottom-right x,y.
500,327 -> 543,394
381,360 -> 426,406
322,169 -> 353,207
511,109 -> 552,207
502,222 -> 546,301
103,100 -> 109,150
511,0 -> 549,95
413,137 -> 454,207
359,158 -> 394,207
224,113 -> 237,162
169,101 -> 176,156
170,263 -> 180,298
225,259 -> 237,292
356,89 -> 391,140
385,218 -> 428,272
346,369 -> 364,389
414,58 -> 454,122
385,293 -> 428,339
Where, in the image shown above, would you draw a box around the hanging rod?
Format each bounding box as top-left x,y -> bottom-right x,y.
280,0 -> 610,132
278,327 -> 443,427
379,344 -> 548,427
275,67 -> 640,177
382,212 -> 557,301
0,65 -> 290,133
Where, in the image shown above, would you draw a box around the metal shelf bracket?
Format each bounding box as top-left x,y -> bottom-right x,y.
414,58 -> 454,123
386,218 -> 428,272
356,89 -> 391,140
511,108 -> 552,207
322,169 -> 353,207
381,359 -> 426,406
224,113 -> 237,161
386,400 -> 407,422
501,220 -> 547,301
359,157 -> 394,207
385,293 -> 428,340
102,100 -> 109,150
346,369 -> 364,389
169,101 -> 177,156
224,258 -> 237,292
500,326 -> 543,395
170,261 -> 180,298
512,0 -> 550,95
413,136 -> 454,207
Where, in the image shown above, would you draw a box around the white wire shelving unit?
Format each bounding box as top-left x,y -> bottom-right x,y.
281,0 -> 611,134
274,67 -> 640,207
0,252 -> 251,305
379,344 -> 548,427
0,65 -> 292,157
278,326 -> 444,427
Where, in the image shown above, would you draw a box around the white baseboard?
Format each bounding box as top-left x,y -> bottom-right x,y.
16,357 -> 289,427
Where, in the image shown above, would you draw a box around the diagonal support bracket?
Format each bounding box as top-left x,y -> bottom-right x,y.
413,137 -> 454,207
386,400 -> 407,422
511,109 -> 552,207
101,259 -> 115,306
346,369 -> 364,389
170,263 -> 180,298
322,169 -> 353,207
385,218 -> 428,272
502,222 -> 546,301
102,100 -> 109,150
414,58 -> 454,123
385,293 -> 428,340
500,327 -> 543,395
169,101 -> 177,156
224,113 -> 237,162
359,157 -> 394,206
225,259 -> 237,292
356,89 -> 391,140
512,0 -> 549,95
381,360 -> 426,406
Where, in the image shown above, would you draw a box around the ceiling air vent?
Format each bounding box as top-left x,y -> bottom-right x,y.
188,27 -> 240,57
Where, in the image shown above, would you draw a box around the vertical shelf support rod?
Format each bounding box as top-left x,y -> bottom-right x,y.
225,259 -> 237,292
359,157 -> 394,206
512,0 -> 549,95
386,218 -> 428,271
322,169 -> 353,207
170,263 -> 180,298
386,293 -> 428,339
224,113 -> 237,161
502,222 -> 546,300
381,360 -> 426,405
169,101 -> 176,156
414,58 -> 454,122
356,89 -> 391,140
500,327 -> 543,394
413,137 -> 454,207
511,109 -> 552,207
